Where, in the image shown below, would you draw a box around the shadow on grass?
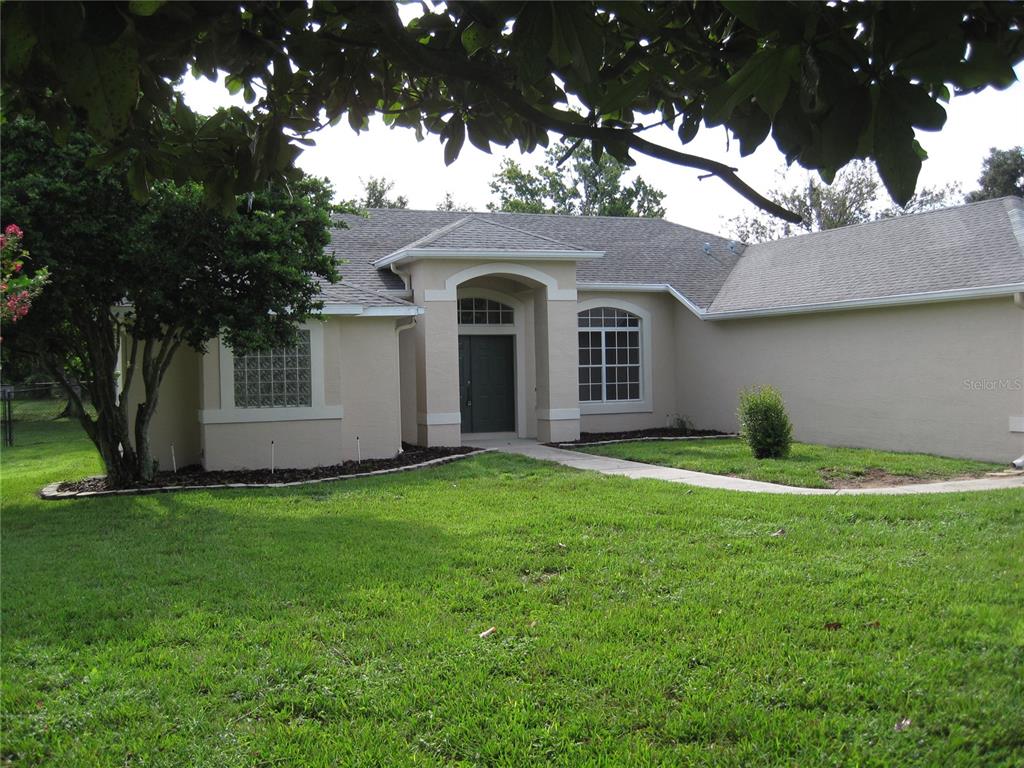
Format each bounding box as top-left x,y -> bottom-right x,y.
1,476 -> 470,651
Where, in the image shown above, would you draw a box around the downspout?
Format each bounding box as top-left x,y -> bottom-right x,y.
1014,293 -> 1024,469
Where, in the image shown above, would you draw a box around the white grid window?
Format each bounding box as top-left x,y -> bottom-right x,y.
578,308 -> 641,402
233,330 -> 312,408
458,297 -> 513,325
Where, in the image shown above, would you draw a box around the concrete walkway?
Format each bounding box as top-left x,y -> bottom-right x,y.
469,436 -> 1024,495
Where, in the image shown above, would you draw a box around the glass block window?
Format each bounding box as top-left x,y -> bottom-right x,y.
458,297 -> 513,325
578,308 -> 641,402
232,330 -> 312,408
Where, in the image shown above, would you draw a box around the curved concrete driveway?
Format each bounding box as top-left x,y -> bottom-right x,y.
470,437 -> 1024,495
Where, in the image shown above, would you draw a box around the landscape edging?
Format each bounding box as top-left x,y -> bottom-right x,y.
555,434 -> 738,448
39,448 -> 492,500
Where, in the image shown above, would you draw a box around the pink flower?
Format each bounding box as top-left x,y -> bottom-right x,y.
0,236 -> 6,250
12,261 -> 22,273
4,224 -> 23,237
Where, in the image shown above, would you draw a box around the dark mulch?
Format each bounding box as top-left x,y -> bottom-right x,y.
57,444 -> 478,493
550,426 -> 727,446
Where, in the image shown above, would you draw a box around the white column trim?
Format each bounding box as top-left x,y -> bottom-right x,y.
536,408 -> 581,420
424,262 -> 577,301
417,411 -> 462,426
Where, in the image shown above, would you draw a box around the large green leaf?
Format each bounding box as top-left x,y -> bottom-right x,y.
1,5 -> 38,77
704,46 -> 799,125
52,37 -> 139,141
872,85 -> 921,206
442,116 -> 465,166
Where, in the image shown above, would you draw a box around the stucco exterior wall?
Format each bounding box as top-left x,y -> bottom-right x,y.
675,296 -> 1024,462
577,290 -> 682,434
199,316 -> 403,470
338,316 -> 403,459
124,343 -> 202,470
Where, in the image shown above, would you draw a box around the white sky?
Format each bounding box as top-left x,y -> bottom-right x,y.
179,63 -> 1023,234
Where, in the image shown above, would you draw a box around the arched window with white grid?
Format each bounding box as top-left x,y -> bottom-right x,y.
577,307 -> 642,402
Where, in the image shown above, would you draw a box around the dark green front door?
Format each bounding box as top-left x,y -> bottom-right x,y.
458,335 -> 515,433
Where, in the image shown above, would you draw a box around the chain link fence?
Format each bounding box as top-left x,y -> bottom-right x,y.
1,382 -> 90,446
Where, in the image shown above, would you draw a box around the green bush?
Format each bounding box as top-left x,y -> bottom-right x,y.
737,385 -> 793,459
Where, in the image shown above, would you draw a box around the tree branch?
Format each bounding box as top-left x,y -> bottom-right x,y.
365,5 -> 802,223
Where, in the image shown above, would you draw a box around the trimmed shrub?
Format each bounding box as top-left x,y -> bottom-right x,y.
737,385 -> 793,459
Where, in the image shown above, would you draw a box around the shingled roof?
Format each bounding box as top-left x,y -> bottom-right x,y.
384,215 -> 589,255
324,197 -> 1024,318
328,209 -> 740,309
708,196 -> 1024,316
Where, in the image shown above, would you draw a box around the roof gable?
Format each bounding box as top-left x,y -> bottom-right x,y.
413,216 -> 586,251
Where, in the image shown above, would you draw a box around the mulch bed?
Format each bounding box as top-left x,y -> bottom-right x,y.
550,427 -> 728,447
55,444 -> 478,494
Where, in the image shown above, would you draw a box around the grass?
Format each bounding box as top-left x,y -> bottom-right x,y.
572,437 -> 1004,489
2,418 -> 1023,766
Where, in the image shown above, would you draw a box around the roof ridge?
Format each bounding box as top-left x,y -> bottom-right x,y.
394,216 -> 474,251
454,215 -> 585,250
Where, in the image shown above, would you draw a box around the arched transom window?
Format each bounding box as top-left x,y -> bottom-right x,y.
578,307 -> 641,402
458,297 -> 514,325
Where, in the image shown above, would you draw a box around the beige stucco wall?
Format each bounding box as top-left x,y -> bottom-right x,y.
203,419 -> 344,470
124,343 -> 202,470
338,316 -> 403,458
675,296 -> 1024,462
198,316 -> 403,470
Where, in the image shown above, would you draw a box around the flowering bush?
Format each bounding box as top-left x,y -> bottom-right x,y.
1,224 -> 48,324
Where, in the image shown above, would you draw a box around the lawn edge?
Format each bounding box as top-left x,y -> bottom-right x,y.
552,434 -> 739,447
39,448 -> 493,500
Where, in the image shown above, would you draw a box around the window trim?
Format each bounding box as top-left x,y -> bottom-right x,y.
457,296 -> 515,326
199,321 -> 343,425
576,298 -> 653,415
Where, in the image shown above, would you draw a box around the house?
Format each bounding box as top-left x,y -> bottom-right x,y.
130,196 -> 1024,469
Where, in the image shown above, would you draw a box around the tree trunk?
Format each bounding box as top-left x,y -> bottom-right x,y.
47,322 -> 183,488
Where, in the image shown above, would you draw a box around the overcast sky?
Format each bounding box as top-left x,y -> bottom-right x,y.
179,63 -> 1023,235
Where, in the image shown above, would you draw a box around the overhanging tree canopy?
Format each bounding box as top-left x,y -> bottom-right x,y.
2,1 -> 1022,221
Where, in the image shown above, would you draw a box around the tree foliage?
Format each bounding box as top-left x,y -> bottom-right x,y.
965,146 -> 1024,202
490,143 -> 666,217
728,161 -> 960,243
1,118 -> 337,485
2,2 -> 1021,222
436,192 -> 472,212
357,176 -> 409,209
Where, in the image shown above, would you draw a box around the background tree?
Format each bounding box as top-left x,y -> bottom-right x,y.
728,161 -> 960,243
490,143 -> 666,217
358,176 -> 409,209
436,192 -> 472,212
2,2 -> 1020,223
965,147 -> 1024,202
1,119 -> 338,486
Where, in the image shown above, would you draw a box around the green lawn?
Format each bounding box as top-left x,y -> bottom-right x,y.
2,419 -> 1023,766
572,437 -> 1004,489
